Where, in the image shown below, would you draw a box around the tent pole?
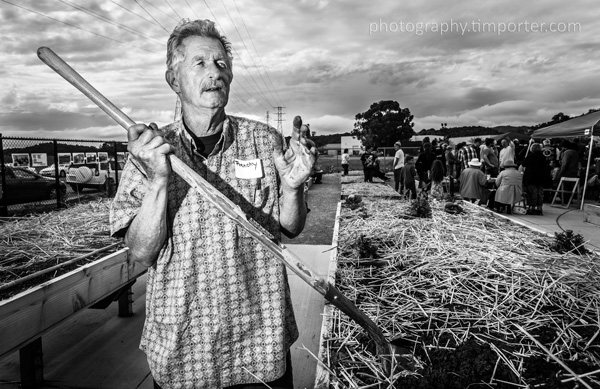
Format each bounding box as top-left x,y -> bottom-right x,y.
580,128 -> 597,210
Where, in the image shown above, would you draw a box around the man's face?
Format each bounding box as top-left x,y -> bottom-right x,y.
501,140 -> 508,148
168,36 -> 233,111
394,144 -> 400,151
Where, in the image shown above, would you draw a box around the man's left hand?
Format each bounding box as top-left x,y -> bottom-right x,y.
273,116 -> 318,190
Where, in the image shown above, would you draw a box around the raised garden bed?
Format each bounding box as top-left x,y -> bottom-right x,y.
317,185 -> 600,388
0,199 -> 145,361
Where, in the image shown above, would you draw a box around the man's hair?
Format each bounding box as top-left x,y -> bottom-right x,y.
530,143 -> 542,153
485,138 -> 495,146
343,148 -> 348,153
405,155 -> 414,162
474,138 -> 482,144
167,19 -> 233,71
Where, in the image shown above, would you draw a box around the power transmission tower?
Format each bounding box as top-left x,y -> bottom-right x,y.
265,111 -> 270,126
274,106 -> 285,135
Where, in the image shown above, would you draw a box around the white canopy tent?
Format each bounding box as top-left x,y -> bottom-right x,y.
531,111 -> 600,210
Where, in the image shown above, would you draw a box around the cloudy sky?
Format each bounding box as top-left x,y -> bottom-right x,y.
1,0 -> 599,141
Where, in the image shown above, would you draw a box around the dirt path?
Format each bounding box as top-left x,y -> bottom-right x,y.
282,173 -> 341,245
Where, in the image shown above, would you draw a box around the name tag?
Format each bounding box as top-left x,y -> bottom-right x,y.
234,158 -> 264,179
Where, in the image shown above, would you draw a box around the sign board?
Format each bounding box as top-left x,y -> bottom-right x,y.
31,153 -> 48,167
11,153 -> 30,167
72,153 -> 85,164
86,153 -> 98,163
58,153 -> 72,164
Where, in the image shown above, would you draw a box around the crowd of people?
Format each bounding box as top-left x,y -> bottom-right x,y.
355,135 -> 600,216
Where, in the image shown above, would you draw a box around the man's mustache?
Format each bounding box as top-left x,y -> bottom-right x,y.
201,80 -> 227,92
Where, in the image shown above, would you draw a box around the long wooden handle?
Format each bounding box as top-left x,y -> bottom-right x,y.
36,46 -> 392,359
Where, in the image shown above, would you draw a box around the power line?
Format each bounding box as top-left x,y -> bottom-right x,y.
200,0 -> 275,110
56,0 -> 166,44
1,0 -> 160,53
136,0 -> 179,23
162,0 -> 182,20
131,0 -> 170,32
219,0 -> 279,107
109,0 -> 159,26
232,0 -> 283,105
183,0 -> 201,19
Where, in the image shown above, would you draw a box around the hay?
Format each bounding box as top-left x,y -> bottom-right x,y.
324,190 -> 600,388
341,181 -> 400,200
0,199 -> 122,298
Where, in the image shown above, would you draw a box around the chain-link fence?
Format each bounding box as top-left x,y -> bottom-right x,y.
317,146 -> 420,173
0,135 -> 127,216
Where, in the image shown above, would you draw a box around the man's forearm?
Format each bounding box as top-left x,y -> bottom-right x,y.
124,182 -> 169,267
279,185 -> 307,238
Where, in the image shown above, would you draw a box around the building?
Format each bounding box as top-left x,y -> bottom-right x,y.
319,143 -> 342,156
340,136 -> 362,155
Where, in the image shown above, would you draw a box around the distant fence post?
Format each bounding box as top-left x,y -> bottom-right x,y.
113,142 -> 120,188
53,139 -> 62,208
0,134 -> 8,216
0,133 -> 6,216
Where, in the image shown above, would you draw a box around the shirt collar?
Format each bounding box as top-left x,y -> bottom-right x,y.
178,116 -> 234,158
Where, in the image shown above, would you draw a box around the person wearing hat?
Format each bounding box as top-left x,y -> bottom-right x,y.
494,158 -> 523,214
392,141 -> 405,193
459,158 -> 489,203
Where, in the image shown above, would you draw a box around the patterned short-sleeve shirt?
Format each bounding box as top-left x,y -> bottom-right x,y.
110,116 -> 299,389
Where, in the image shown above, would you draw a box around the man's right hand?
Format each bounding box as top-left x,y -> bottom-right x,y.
127,123 -> 174,184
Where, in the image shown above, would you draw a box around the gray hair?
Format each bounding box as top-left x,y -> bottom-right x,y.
166,19 -> 233,71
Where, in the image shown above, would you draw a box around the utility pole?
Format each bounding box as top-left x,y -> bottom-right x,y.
274,106 -> 285,135
265,111 -> 270,126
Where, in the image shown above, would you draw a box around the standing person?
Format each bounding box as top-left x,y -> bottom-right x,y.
459,140 -> 480,170
557,139 -> 580,180
110,19 -> 317,389
429,160 -> 445,200
416,142 -> 435,190
341,148 -> 350,176
459,158 -> 489,203
445,143 -> 457,178
402,155 -> 418,199
522,143 -> 550,215
455,142 -> 467,178
542,139 -> 556,164
498,137 -> 515,170
360,145 -> 375,182
392,141 -> 405,192
494,159 -> 523,214
481,138 -> 499,178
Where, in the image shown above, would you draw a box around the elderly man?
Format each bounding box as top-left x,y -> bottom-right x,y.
498,137 -> 515,170
110,19 -> 316,389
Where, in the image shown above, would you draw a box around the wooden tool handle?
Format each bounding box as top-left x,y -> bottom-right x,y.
37,47 -> 393,362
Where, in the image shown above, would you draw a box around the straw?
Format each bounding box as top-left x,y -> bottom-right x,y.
321,182 -> 600,388
0,198 -> 122,298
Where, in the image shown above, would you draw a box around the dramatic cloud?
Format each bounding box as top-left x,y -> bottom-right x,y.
0,0 -> 599,140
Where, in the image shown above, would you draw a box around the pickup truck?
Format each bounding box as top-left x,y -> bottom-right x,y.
66,161 -> 124,192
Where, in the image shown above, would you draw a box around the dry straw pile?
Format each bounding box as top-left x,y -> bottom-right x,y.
0,199 -> 121,298
323,185 -> 600,388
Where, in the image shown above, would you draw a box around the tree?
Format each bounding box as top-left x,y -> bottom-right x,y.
551,112 -> 571,124
352,100 -> 415,148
